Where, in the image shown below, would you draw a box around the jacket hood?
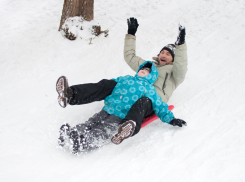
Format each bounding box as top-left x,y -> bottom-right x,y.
135,61 -> 158,85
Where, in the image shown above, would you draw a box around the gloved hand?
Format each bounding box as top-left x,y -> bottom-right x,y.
127,17 -> 139,36
169,118 -> 187,127
175,24 -> 186,45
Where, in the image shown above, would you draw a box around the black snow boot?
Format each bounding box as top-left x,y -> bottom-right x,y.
79,134 -> 89,151
56,76 -> 74,108
70,129 -> 81,154
58,123 -> 71,147
111,120 -> 136,145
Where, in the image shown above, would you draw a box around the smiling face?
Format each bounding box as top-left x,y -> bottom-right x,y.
158,49 -> 173,65
137,68 -> 150,77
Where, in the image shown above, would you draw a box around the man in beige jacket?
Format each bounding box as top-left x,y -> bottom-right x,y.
119,17 -> 188,135
124,18 -> 188,103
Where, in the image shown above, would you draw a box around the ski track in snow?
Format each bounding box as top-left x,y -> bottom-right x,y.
1,0 -> 245,181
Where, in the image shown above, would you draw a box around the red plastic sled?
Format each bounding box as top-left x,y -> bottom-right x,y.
141,105 -> 174,128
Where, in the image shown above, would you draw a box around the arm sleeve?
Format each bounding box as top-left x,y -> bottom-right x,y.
172,42 -> 188,88
124,34 -> 146,72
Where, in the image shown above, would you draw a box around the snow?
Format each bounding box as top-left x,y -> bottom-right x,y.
1,0 -> 245,181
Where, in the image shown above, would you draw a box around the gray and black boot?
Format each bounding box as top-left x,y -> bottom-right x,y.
69,129 -> 81,154
111,120 -> 136,145
56,76 -> 73,108
58,123 -> 71,147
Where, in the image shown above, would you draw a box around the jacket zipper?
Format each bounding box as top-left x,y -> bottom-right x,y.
162,73 -> 168,95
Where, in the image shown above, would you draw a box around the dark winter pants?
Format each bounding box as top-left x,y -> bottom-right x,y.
69,79 -> 153,135
121,97 -> 153,135
72,110 -> 121,151
69,79 -> 117,105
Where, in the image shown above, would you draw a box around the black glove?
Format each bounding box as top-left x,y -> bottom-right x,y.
169,118 -> 187,127
175,24 -> 186,45
127,17 -> 139,36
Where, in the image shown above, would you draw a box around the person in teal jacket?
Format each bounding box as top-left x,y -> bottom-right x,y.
103,61 -> 174,123
56,61 -> 186,154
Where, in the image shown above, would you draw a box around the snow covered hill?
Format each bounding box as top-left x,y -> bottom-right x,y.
1,0 -> 245,181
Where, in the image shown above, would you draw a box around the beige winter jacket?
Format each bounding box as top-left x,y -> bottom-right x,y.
124,34 -> 188,103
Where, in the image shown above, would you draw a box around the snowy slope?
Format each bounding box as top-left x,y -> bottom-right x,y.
1,0 -> 245,181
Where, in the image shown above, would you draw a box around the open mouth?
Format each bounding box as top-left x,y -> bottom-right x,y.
160,59 -> 166,63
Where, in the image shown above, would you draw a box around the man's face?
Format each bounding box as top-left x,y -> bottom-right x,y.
158,49 -> 173,65
137,69 -> 150,77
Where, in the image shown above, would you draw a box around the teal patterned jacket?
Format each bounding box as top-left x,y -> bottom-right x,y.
103,61 -> 174,123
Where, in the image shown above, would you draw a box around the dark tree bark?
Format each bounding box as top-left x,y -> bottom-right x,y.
59,0 -> 94,31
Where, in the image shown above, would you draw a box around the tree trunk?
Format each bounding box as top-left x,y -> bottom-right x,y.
59,0 -> 94,31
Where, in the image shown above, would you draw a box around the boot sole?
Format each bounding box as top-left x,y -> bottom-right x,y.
111,121 -> 135,145
56,76 -> 68,108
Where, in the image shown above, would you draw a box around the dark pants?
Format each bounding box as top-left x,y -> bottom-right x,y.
72,110 -> 121,151
70,79 -> 117,105
69,79 -> 153,135
121,97 -> 153,135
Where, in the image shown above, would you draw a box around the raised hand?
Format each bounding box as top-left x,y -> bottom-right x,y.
175,24 -> 186,45
127,17 -> 139,36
